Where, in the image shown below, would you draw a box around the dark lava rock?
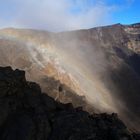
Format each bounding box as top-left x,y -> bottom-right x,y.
0,66 -> 139,140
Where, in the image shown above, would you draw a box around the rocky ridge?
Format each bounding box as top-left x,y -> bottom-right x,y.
0,66 -> 139,140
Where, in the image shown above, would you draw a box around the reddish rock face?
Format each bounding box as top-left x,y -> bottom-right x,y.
0,23 -> 140,131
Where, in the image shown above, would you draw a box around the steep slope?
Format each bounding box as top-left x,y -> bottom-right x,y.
0,23 -> 140,131
0,66 -> 139,140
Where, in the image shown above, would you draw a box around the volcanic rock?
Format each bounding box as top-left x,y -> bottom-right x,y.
0,66 -> 139,140
0,23 -> 140,131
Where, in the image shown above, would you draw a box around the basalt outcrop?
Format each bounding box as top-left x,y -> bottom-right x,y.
0,66 -> 139,140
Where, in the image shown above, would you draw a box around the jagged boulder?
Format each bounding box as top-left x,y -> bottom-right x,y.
0,66 -> 139,140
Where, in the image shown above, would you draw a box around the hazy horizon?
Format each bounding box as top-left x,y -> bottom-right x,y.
0,0 -> 140,32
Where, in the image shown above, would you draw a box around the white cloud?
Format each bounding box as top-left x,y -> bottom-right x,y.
0,0 -> 116,31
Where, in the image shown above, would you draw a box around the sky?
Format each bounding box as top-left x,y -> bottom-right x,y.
0,0 -> 140,32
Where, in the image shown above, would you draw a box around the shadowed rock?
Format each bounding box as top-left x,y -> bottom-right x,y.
0,66 -> 139,140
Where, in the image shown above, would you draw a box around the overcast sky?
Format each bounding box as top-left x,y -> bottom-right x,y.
0,0 -> 140,32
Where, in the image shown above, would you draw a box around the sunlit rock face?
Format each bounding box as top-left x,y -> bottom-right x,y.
0,23 -> 140,131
